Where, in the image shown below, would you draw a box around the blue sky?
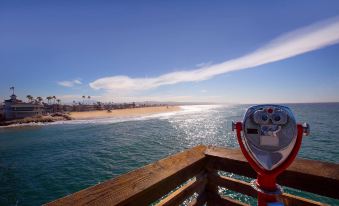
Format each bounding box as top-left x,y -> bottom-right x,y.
0,1 -> 339,103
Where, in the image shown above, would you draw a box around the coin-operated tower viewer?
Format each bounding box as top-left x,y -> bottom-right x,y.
232,105 -> 310,206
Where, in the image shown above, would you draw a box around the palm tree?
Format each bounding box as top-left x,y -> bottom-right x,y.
87,96 -> 91,104
36,97 -> 43,104
52,96 -> 56,104
26,95 -> 33,103
82,95 -> 85,104
10,86 -> 15,95
56,99 -> 61,104
46,96 -> 52,104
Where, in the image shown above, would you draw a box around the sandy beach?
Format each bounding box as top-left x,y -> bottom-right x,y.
69,106 -> 180,120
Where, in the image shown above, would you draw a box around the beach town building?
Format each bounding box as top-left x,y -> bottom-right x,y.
62,105 -> 74,112
3,94 -> 44,120
0,89 -> 170,122
44,103 -> 64,114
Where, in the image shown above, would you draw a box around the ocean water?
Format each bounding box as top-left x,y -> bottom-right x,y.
0,103 -> 338,206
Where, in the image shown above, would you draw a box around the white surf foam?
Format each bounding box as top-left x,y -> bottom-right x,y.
0,105 -> 229,128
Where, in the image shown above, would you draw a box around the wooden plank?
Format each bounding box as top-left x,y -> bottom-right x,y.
205,172 -> 248,206
188,173 -> 207,206
281,193 -> 328,206
156,173 -> 207,206
205,146 -> 256,178
209,172 -> 326,206
45,145 -> 207,206
205,146 -> 339,199
188,192 -> 207,206
208,172 -> 256,197
218,196 -> 249,206
211,195 -> 249,206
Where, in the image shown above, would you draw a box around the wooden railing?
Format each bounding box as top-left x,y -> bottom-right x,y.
45,145 -> 339,206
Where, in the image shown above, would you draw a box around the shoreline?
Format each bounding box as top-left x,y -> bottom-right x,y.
0,106 -> 180,128
0,113 -> 72,127
69,106 -> 180,120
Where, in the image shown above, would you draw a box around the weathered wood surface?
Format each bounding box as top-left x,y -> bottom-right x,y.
205,146 -> 339,199
206,171 -> 220,206
156,173 -> 207,206
207,195 -> 249,206
217,196 -> 249,206
45,145 -> 339,206
206,170 -> 249,206
188,192 -> 207,206
45,145 -> 207,206
208,171 -> 326,206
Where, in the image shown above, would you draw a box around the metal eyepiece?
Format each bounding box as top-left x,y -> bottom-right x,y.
271,111 -> 288,125
253,110 -> 270,124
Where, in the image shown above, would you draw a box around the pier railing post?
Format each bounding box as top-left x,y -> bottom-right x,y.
204,155 -> 220,206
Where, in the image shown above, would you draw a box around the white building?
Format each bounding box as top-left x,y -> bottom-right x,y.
3,94 -> 44,120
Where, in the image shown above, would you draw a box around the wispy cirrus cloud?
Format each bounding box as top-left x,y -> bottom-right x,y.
89,17 -> 339,92
58,79 -> 82,87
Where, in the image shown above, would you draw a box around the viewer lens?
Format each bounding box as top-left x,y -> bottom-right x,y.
261,114 -> 268,121
274,115 -> 281,122
272,112 -> 287,124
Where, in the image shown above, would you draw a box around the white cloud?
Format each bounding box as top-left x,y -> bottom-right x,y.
90,17 -> 339,92
58,79 -> 82,87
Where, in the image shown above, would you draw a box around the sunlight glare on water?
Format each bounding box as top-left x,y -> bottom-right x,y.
0,103 -> 338,205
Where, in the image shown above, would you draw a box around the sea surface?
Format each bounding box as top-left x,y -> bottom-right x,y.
0,103 -> 338,206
